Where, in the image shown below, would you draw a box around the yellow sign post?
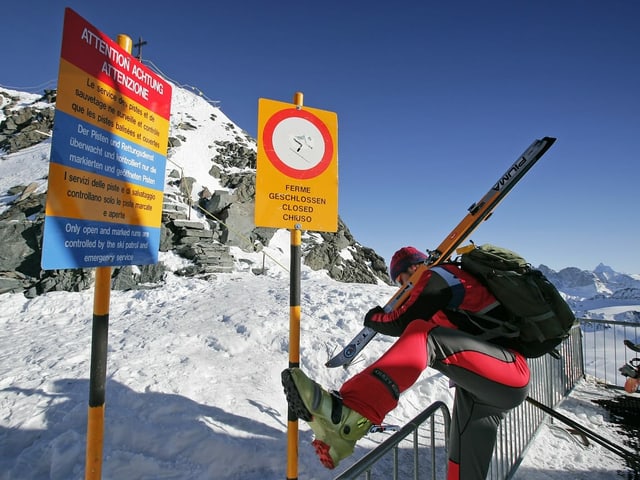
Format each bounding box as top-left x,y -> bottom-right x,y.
43,9 -> 171,480
256,94 -> 338,479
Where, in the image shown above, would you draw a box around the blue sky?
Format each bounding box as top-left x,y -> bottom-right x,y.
2,1 -> 639,273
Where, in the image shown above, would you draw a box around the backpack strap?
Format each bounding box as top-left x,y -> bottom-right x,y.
430,266 -> 465,309
475,300 -> 501,316
433,265 -> 523,342
433,264 -> 505,316
456,309 -> 521,340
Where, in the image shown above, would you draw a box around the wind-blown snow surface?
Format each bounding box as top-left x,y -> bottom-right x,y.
0,238 -> 433,479
0,234 -> 634,480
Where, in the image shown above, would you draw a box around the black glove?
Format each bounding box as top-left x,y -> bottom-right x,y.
364,305 -> 385,324
364,305 -> 406,337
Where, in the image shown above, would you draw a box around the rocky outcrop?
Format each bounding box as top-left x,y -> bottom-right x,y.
0,90 -> 55,153
303,218 -> 389,284
0,186 -> 164,297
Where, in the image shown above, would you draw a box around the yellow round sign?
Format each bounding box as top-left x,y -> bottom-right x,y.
263,108 -> 333,179
255,98 -> 338,232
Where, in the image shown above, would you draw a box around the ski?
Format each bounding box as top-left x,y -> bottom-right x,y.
326,137 -> 557,368
624,339 -> 640,353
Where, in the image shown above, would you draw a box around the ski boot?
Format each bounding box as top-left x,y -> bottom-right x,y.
281,368 -> 372,469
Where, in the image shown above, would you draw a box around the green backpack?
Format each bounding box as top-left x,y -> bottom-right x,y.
455,244 -> 576,358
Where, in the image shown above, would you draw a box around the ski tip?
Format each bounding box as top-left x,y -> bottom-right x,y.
325,359 -> 343,368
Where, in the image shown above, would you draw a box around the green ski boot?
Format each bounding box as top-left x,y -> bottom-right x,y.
281,368 -> 372,469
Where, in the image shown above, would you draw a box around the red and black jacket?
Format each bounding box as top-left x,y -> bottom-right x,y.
364,263 -> 506,337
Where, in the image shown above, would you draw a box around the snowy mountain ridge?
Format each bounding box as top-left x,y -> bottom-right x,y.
539,263 -> 640,299
0,83 -> 390,296
0,83 -> 638,308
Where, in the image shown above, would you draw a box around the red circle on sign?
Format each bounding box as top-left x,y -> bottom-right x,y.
263,108 -> 334,179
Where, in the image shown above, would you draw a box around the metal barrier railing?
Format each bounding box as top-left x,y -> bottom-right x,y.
489,323 -> 584,479
335,323 -> 585,480
579,318 -> 640,387
335,402 -> 451,480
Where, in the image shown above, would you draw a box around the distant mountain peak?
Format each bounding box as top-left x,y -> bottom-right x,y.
594,262 -> 615,274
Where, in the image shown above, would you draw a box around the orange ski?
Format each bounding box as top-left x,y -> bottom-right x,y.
326,137 -> 556,368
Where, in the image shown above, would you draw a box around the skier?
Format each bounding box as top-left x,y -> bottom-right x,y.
620,340 -> 640,393
282,246 -> 531,480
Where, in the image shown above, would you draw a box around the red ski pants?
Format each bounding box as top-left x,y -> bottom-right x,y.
340,319 -> 530,480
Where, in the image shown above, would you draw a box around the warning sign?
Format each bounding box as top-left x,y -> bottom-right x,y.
255,98 -> 338,232
41,8 -> 171,270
